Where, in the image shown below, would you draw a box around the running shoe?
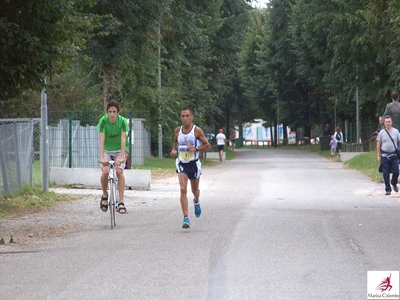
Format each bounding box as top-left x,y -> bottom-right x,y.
182,217 -> 191,228
194,198 -> 202,218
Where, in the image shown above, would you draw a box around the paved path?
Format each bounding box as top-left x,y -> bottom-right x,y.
1,149 -> 399,300
339,152 -> 364,162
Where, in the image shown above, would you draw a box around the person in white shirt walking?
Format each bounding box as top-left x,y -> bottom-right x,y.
216,129 -> 226,161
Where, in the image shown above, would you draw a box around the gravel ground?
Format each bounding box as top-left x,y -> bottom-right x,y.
0,176 -> 178,251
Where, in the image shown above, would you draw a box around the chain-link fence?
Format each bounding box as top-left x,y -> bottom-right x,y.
48,110 -> 151,168
0,118 -> 41,195
0,111 -> 150,196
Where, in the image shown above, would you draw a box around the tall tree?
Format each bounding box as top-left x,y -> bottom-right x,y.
0,0 -> 93,101
206,0 -> 252,133
83,0 -> 164,110
289,0 -> 336,130
239,10 -> 273,125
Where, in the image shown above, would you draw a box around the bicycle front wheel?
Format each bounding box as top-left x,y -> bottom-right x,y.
109,180 -> 117,229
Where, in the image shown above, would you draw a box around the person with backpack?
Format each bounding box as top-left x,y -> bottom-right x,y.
334,126 -> 343,156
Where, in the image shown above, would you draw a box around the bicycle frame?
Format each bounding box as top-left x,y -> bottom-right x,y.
107,160 -> 119,229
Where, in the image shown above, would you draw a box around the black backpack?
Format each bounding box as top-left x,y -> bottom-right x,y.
336,132 -> 341,141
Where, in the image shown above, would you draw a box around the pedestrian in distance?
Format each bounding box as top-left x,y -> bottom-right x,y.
230,130 -> 236,148
378,115 -> 385,130
323,124 -> 332,136
98,100 -> 129,214
329,135 -> 337,158
334,126 -> 343,156
216,128 -> 226,161
372,116 -> 385,136
376,115 -> 400,195
170,107 -> 211,229
383,91 -> 400,130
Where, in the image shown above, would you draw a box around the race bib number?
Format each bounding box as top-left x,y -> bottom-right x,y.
179,150 -> 194,161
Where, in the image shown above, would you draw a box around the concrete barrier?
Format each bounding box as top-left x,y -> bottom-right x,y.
49,167 -> 151,190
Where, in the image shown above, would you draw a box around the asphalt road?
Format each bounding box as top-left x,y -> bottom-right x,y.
1,149 -> 399,300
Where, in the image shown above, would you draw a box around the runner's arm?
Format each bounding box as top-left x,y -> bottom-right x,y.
171,127 -> 180,157
195,127 -> 211,152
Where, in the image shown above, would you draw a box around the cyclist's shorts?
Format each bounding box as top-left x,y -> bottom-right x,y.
101,150 -> 126,170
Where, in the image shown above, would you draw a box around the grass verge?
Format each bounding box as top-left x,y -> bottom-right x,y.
0,185 -> 77,218
343,150 -> 381,182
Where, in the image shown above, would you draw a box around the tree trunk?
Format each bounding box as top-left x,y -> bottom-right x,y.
102,64 -> 118,111
273,119 -> 278,147
315,93 -> 330,130
238,101 -> 243,138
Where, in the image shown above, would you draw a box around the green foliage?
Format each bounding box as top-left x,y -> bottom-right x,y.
239,11 -> 272,122
8,0 -> 400,160
0,0 -> 253,157
206,0 -> 252,134
81,0 -> 164,109
0,0 -> 95,100
238,0 -> 400,145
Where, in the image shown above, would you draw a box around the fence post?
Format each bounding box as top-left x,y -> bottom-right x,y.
41,85 -> 49,192
349,122 -> 352,152
129,112 -> 133,169
68,112 -> 72,168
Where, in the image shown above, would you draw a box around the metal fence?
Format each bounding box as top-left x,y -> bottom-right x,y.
48,110 -> 151,168
0,111 -> 150,196
0,118 -> 41,195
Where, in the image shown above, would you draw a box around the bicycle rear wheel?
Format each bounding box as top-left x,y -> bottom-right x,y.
109,180 -> 117,229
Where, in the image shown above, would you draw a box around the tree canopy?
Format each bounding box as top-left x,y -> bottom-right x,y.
0,0 -> 93,100
3,0 -> 400,153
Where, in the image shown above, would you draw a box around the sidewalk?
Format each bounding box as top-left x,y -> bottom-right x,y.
339,152 -> 364,162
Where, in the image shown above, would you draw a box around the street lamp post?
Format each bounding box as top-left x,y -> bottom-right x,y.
158,23 -> 162,158
356,86 -> 359,143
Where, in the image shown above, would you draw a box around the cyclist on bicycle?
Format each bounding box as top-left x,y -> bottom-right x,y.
98,100 -> 129,214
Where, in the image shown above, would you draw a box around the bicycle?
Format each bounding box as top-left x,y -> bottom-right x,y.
105,159 -> 119,229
